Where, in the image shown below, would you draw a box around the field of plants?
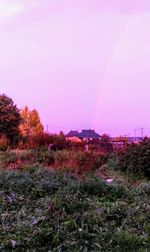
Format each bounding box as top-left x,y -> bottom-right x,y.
0,139 -> 150,251
0,167 -> 149,251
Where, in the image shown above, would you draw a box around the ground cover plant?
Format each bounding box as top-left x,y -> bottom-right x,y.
0,138 -> 150,251
0,167 -> 150,251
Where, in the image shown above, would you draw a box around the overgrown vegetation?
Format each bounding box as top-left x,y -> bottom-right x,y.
0,140 -> 150,251
1,137 -> 150,179
109,138 -> 150,179
0,167 -> 150,251
0,149 -> 108,175
1,94 -> 150,251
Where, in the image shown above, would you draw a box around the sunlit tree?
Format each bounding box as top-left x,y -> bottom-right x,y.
19,106 -> 44,138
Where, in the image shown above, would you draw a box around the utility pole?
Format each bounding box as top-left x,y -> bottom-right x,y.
46,125 -> 49,133
134,128 -> 136,141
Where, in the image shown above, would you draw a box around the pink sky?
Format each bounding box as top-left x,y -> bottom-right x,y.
0,0 -> 150,136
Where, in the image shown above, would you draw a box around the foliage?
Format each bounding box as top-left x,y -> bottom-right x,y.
0,135 -> 10,151
0,94 -> 21,145
100,134 -> 113,153
28,133 -> 51,148
19,131 -> 69,150
0,168 -> 150,251
19,106 -> 43,138
112,138 -> 150,179
51,150 -> 103,174
48,132 -> 68,150
0,149 -> 107,174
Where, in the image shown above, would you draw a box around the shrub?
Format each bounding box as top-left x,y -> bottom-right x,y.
0,134 -> 10,151
0,149 -> 108,175
35,150 -> 55,165
51,150 -> 107,174
100,134 -> 113,153
114,138 -> 150,178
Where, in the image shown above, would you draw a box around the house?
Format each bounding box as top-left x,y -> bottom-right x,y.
66,129 -> 101,143
111,137 -> 128,149
78,129 -> 101,141
111,136 -> 145,149
128,137 -> 144,143
66,131 -> 82,143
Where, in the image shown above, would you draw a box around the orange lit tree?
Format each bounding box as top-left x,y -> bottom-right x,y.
19,106 -> 44,139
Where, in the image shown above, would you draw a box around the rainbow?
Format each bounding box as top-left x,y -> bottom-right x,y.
92,15 -> 134,133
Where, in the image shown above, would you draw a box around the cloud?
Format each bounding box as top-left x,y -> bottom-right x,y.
96,0 -> 150,14
0,0 -> 42,20
1,0 -> 150,20
0,1 -> 24,19
0,0 -> 150,29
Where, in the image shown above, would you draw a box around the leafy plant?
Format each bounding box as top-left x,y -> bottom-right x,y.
0,168 -> 150,251
111,138 -> 150,179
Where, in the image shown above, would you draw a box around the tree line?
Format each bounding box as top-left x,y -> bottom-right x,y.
0,94 -> 113,152
0,94 -> 44,149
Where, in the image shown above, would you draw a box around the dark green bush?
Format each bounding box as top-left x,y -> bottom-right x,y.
113,138 -> 150,179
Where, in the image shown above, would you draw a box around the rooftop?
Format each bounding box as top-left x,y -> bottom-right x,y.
66,129 -> 101,139
78,129 -> 101,139
66,130 -> 80,138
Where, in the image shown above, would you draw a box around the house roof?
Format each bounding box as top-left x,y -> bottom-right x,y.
66,130 -> 80,138
78,130 -> 100,139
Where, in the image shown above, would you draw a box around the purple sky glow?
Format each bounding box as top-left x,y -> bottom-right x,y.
0,0 -> 150,136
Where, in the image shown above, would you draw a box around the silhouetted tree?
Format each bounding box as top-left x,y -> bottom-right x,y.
0,94 -> 21,145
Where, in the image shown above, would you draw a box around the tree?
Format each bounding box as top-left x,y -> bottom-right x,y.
0,94 -> 21,145
19,106 -> 30,137
28,109 -> 44,136
19,106 -> 44,138
100,134 -> 113,153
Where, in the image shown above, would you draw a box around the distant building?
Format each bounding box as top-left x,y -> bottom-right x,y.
110,137 -> 128,149
66,131 -> 82,143
66,130 -> 80,138
111,136 -> 145,149
66,129 -> 101,143
128,137 -> 144,143
78,129 -> 101,141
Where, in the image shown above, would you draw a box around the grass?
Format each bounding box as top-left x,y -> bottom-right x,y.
98,164 -> 149,189
0,166 -> 150,251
